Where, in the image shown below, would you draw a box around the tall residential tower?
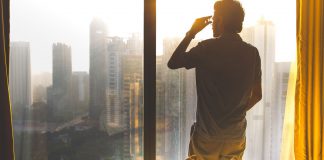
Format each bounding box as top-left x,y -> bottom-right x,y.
9,42 -> 31,110
89,19 -> 108,126
50,43 -> 72,121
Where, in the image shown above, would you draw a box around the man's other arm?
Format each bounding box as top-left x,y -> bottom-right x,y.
246,82 -> 262,111
246,49 -> 262,110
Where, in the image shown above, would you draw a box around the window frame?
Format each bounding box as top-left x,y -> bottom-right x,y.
143,0 -> 156,159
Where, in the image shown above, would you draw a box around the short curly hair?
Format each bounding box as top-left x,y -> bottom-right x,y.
214,0 -> 245,33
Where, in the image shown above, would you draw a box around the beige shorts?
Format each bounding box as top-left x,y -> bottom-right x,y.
187,123 -> 246,160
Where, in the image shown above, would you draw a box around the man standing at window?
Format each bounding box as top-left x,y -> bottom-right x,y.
168,0 -> 262,159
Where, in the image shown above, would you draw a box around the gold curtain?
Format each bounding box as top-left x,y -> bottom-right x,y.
295,0 -> 324,159
0,0 -> 15,159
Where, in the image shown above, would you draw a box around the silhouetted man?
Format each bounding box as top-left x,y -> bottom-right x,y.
168,0 -> 262,159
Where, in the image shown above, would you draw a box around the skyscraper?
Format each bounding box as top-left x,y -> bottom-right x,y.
156,55 -> 166,160
157,38 -> 199,160
89,19 -> 108,126
240,18 -> 276,160
9,41 -> 31,110
106,37 -> 125,133
51,43 -> 72,122
179,68 -> 197,159
52,43 -> 72,92
129,80 -> 144,159
179,40 -> 199,160
271,62 -> 290,160
161,38 -> 183,160
156,38 -> 198,160
121,52 -> 143,159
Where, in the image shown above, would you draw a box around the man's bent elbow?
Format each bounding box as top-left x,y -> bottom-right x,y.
256,93 -> 262,103
167,61 -> 178,69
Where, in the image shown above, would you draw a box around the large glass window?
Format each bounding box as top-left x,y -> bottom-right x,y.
10,0 -> 143,159
156,0 -> 296,159
10,0 -> 296,159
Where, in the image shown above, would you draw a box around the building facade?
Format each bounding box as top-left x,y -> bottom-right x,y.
106,37 -> 125,133
89,19 -> 108,127
9,42 -> 31,109
50,43 -> 72,122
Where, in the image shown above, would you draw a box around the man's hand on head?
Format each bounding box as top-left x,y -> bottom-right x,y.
168,16 -> 211,69
187,16 -> 212,38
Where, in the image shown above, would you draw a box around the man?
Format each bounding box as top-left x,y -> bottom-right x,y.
168,0 -> 262,159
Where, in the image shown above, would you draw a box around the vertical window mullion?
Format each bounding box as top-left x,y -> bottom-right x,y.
144,0 -> 156,159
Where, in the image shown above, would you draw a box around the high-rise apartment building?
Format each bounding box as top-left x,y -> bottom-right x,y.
160,38 -> 183,160
52,43 -> 72,92
9,41 -> 31,110
156,38 -> 198,160
240,18 -> 276,160
157,38 -> 199,160
156,55 -> 166,160
271,62 -> 290,160
50,43 -> 72,122
89,19 -> 108,126
121,52 -> 143,159
129,80 -> 144,159
106,37 -> 125,133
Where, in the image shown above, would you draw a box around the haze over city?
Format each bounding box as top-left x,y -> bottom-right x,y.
9,0 -> 296,159
10,0 -> 295,73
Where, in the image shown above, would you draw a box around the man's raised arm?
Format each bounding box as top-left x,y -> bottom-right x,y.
168,16 -> 212,69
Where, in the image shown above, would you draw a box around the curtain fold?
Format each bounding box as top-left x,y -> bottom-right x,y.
295,0 -> 324,159
281,60 -> 297,160
0,0 -> 15,159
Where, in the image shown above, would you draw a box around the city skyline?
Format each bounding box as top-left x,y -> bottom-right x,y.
11,18 -> 146,159
10,19 -> 292,159
11,0 -> 295,73
10,0 -> 295,158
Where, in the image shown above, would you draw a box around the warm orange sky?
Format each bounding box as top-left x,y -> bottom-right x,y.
11,0 -> 295,73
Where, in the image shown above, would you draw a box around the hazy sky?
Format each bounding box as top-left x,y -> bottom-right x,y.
10,0 -> 296,74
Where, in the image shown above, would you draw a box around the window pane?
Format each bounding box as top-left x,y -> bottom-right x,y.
10,0 -> 143,159
156,0 -> 295,159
